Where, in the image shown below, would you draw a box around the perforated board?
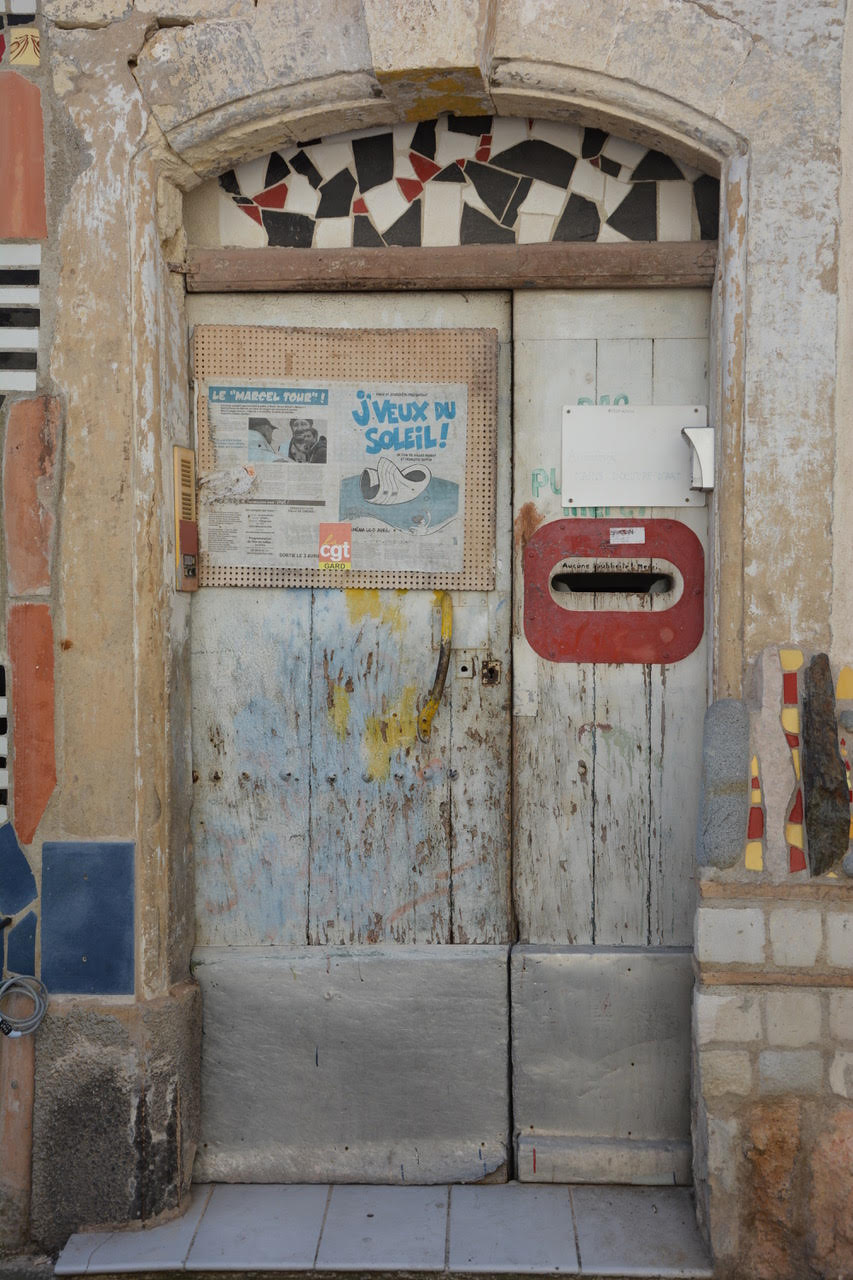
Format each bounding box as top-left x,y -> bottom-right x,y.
193,325 -> 497,590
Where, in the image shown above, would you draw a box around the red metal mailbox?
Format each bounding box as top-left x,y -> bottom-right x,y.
523,518 -> 705,665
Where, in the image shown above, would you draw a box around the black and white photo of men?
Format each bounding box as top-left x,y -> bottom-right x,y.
248,416 -> 328,463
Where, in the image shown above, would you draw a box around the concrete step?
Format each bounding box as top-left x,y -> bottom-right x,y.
54,1183 -> 713,1279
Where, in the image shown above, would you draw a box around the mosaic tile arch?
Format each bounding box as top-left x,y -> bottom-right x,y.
209,115 -> 720,251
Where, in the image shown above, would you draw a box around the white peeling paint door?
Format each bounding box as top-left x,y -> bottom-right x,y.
510,289 -> 710,1184
188,292 -> 515,1184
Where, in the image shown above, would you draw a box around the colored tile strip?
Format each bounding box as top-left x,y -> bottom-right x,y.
3,396 -> 59,595
745,754 -> 764,871
779,647 -> 807,873
0,664 -> 7,823
0,72 -> 47,240
0,243 -> 40,390
7,603 -> 55,844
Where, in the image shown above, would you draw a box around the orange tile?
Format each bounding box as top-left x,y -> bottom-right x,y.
0,72 -> 47,240
3,397 -> 60,595
8,603 -> 55,844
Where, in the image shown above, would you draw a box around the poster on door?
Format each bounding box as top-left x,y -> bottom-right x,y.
198,378 -> 468,574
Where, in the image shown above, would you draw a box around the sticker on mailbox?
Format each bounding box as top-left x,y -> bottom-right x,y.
319,522 -> 352,569
610,526 -> 646,545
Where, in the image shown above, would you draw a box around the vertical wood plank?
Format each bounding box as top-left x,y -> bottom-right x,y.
595,338 -> 652,406
191,589 -> 312,945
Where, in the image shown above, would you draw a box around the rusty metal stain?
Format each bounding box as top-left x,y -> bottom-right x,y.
513,501 -> 544,550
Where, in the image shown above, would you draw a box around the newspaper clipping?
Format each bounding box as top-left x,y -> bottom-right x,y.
199,377 -> 468,574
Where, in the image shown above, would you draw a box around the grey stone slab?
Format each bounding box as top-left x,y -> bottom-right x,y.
696,698 -> 750,869
54,1232 -> 114,1276
81,1186 -> 210,1273
512,948 -> 693,1157
193,946 -> 509,1183
448,1183 -> 577,1272
186,1185 -> 328,1271
572,1186 -> 712,1278
316,1186 -> 448,1271
516,1135 -> 691,1186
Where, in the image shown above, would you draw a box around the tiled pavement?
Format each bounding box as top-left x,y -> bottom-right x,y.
56,1184 -> 713,1278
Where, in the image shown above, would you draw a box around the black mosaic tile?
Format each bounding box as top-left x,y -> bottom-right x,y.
501,176 -> 532,228
553,192 -> 601,242
582,128 -> 608,159
0,308 -> 39,327
599,155 -> 621,178
316,168 -> 357,218
383,200 -> 422,247
694,173 -> 720,240
219,169 -> 241,196
0,666 -> 5,697
265,152 -> 290,188
7,15 -> 33,26
460,204 -> 516,245
0,270 -> 39,286
490,140 -> 575,188
352,132 -> 394,193
0,353 -> 37,371
434,163 -> 466,183
353,214 -> 385,247
606,182 -> 657,240
233,196 -> 255,206
631,149 -> 684,181
411,120 -> 437,160
464,160 -> 519,221
297,137 -> 322,147
448,114 -> 491,135
289,150 -> 323,189
262,210 -> 315,247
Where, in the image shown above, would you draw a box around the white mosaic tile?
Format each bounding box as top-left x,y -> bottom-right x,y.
0,244 -> 41,267
490,117 -> 530,150
0,286 -> 39,305
530,119 -> 583,154
658,182 -> 695,241
423,183 -> 463,247
0,372 -> 37,392
284,173 -> 321,217
0,328 -> 38,350
363,179 -> 410,233
519,179 -> 567,216
304,141 -> 353,181
235,156 -> 271,197
218,189 -> 267,248
597,222 -> 632,243
393,153 -> 417,181
603,174 -> 634,216
392,122 -> 416,152
518,213 -> 557,243
601,135 -> 648,168
461,183 -> 491,217
570,157 -> 606,203
435,129 -> 479,166
314,217 -> 354,248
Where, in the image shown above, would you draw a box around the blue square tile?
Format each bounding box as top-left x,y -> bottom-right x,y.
41,842 -> 134,994
6,909 -> 37,976
0,822 -> 37,915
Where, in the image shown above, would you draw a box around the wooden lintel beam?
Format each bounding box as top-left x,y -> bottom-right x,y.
185,241 -> 718,293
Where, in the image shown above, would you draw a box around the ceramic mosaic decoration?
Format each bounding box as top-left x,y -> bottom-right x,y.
211,115 -> 720,250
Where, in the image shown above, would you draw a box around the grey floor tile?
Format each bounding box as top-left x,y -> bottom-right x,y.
83,1186 -> 212,1274
571,1186 -> 713,1278
186,1184 -> 329,1270
316,1185 -> 449,1272
54,1231 -> 114,1275
449,1183 -> 577,1273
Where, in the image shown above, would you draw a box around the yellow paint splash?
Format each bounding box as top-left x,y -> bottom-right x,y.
837,666 -> 853,699
363,685 -> 418,781
345,588 -> 407,635
327,683 -> 351,742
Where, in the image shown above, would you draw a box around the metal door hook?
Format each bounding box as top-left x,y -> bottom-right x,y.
418,591 -> 453,742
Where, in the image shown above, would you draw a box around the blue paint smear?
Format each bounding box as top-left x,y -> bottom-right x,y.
0,823 -> 37,916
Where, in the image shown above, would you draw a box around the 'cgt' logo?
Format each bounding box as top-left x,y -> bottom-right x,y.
319,522 -> 352,569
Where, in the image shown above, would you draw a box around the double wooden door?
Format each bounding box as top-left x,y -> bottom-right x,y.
189,288 -> 709,1184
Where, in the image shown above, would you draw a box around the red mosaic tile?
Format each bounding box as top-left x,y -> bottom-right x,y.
747,808 -> 764,839
397,177 -> 423,203
3,397 -> 60,596
783,672 -> 799,703
789,846 -> 807,873
352,197 -> 368,214
8,603 -> 55,845
785,732 -> 800,748
241,205 -> 263,226
456,157 -> 466,169
0,72 -> 47,239
789,789 -> 804,823
0,34 -> 5,62
409,152 -> 441,183
476,146 -> 491,162
254,182 -> 288,210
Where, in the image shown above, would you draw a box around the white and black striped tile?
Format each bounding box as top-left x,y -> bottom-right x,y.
0,665 -> 8,824
0,243 -> 39,392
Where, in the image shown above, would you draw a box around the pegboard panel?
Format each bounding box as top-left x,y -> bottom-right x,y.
193,325 -> 497,590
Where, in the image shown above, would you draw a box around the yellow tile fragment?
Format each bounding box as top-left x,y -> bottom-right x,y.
786,822 -> 804,846
781,706 -> 800,733
837,665 -> 853,699
9,29 -> 40,66
779,648 -> 804,672
745,841 -> 764,871
791,747 -> 800,780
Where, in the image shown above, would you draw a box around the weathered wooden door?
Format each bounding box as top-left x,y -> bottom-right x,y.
510,289 -> 710,1184
188,287 -> 709,1185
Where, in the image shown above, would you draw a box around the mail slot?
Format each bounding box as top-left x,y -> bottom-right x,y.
524,518 -> 704,664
